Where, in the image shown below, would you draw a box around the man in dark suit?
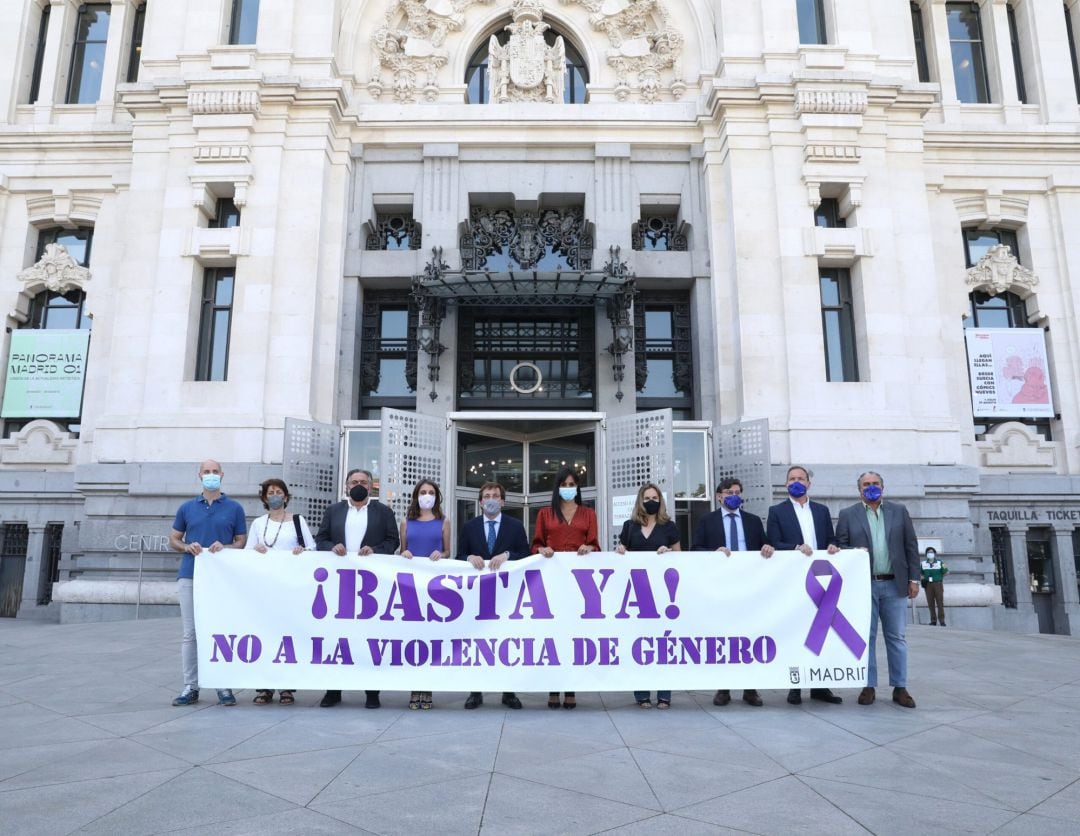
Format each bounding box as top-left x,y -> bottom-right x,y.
766,465 -> 843,706
315,468 -> 400,709
457,480 -> 531,710
836,470 -> 920,709
692,477 -> 774,708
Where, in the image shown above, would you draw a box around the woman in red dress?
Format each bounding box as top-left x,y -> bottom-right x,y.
532,466 -> 601,709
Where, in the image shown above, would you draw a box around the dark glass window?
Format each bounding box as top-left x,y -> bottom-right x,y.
814,198 -> 846,228
634,293 -> 693,418
359,292 -> 418,417
947,2 -> 991,103
0,523 -> 29,617
66,4 -> 111,104
911,2 -> 931,82
196,268 -> 235,381
632,211 -> 687,251
819,269 -> 859,382
1007,5 -> 1027,103
466,27 -> 588,104
990,527 -> 1016,607
1067,5 -> 1080,103
797,0 -> 827,45
1027,529 -> 1054,594
126,3 -> 146,83
39,523 -> 64,606
963,227 -> 1019,268
29,4 -> 51,103
228,0 -> 259,45
28,228 -> 93,330
367,213 -> 421,250
209,198 -> 240,229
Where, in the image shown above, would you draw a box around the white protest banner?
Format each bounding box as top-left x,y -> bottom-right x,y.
964,327 -> 1054,418
194,551 -> 871,691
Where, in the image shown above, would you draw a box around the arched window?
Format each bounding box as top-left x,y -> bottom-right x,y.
466,26 -> 588,104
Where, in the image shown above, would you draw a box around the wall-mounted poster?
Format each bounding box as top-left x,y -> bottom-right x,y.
964,327 -> 1054,419
2,330 -> 91,418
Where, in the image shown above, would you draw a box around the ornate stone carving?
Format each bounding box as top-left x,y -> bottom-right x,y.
965,244 -> 1038,297
187,89 -> 260,114
370,0 -> 494,103
795,89 -> 868,114
977,422 -> 1057,470
17,244 -> 91,294
460,206 -> 593,269
488,0 -> 565,103
0,420 -> 77,469
562,0 -> 684,102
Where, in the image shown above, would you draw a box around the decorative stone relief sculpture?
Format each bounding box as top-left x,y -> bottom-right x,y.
965,244 -> 1038,297
561,0 -> 684,102
17,244 -> 91,294
370,0 -> 494,103
977,422 -> 1057,470
488,0 -> 565,103
0,420 -> 77,468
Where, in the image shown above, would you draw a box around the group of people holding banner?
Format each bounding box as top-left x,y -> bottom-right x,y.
169,459 -> 921,711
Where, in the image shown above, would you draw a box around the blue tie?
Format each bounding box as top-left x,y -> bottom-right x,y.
728,513 -> 738,551
487,520 -> 497,555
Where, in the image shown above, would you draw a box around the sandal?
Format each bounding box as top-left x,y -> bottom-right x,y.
548,692 -> 561,709
409,691 -> 421,710
563,693 -> 577,710
420,692 -> 433,710
637,698 -> 653,709
278,691 -> 295,705
253,689 -> 273,705
656,699 -> 671,710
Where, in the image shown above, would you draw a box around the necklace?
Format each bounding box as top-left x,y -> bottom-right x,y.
263,514 -> 286,548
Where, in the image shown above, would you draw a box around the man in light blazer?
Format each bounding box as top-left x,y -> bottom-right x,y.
315,468 -> 400,708
766,465 -> 843,706
835,470 -> 920,709
457,480 -> 531,710
692,477 -> 774,708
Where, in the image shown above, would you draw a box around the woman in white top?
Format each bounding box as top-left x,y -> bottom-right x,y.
246,478 -> 315,705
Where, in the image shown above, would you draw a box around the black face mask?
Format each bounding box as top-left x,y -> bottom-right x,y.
643,500 -> 661,516
349,484 -> 369,502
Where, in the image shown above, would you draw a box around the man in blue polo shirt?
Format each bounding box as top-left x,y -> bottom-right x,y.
168,458 -> 247,706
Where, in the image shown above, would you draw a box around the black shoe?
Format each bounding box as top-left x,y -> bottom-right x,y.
712,689 -> 731,706
464,692 -> 483,709
929,621 -> 937,626
742,689 -> 763,707
810,688 -> 843,704
319,690 -> 341,708
501,692 -> 522,709
787,689 -> 802,705
364,690 -> 381,709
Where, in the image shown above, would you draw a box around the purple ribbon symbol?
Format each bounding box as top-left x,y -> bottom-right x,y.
805,560 -> 866,659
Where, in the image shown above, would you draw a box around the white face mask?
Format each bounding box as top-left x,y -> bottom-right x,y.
481,498 -> 501,517
418,494 -> 436,510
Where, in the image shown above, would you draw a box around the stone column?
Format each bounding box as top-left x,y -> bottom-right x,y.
1007,525 -> 1032,607
19,523 -> 48,613
928,0 -> 961,117
1051,527 -> 1080,635
32,0 -> 74,120
94,0 -> 133,121
984,0 -> 1022,122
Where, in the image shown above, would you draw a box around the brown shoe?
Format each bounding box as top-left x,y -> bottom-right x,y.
742,689 -> 763,707
712,689 -> 731,706
892,687 -> 916,708
857,687 -> 875,705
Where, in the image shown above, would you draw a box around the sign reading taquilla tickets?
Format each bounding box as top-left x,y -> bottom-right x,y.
194,551 -> 872,691
1,329 -> 91,418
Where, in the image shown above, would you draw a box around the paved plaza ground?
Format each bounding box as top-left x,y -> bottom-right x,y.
0,616 -> 1078,835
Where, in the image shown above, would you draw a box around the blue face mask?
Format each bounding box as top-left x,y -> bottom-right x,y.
267,495 -> 285,510
787,482 -> 808,499
201,474 -> 222,491
862,485 -> 883,502
558,487 -> 578,502
722,494 -> 742,511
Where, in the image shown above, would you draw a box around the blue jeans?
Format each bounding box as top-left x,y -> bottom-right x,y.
867,579 -> 908,688
634,690 -> 671,702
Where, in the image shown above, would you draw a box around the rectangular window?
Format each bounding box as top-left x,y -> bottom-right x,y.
814,198 -> 846,229
209,198 -> 241,229
359,292 -> 418,417
819,269 -> 859,382
366,212 -> 421,250
797,0 -> 827,44
963,227 -> 1019,268
1007,5 -> 1027,103
1067,5 -> 1080,103
66,4 -> 111,104
0,523 -> 30,618
634,293 -> 694,418
196,268 -> 235,381
911,2 -> 931,82
947,2 -> 991,103
28,4 -> 51,103
126,3 -> 146,83
228,0 -> 260,45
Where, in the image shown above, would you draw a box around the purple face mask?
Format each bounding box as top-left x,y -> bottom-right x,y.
787,482 -> 808,499
862,485 -> 882,502
722,494 -> 742,511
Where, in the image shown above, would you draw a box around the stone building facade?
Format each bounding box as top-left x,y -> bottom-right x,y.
1,0 -> 1079,633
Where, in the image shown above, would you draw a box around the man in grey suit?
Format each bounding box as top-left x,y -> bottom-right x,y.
835,471 -> 920,709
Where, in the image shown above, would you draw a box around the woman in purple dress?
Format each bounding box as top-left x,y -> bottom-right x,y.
399,479 -> 450,710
